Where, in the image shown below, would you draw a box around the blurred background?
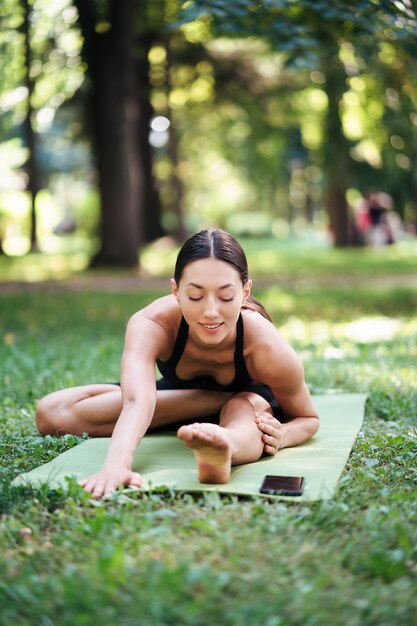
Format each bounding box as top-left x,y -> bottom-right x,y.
0,0 -> 416,281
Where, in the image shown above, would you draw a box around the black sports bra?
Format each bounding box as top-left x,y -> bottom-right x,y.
156,313 -> 252,392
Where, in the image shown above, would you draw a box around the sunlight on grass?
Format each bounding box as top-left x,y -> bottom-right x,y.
0,252 -> 90,281
344,317 -> 403,343
0,235 -> 96,281
280,315 -> 417,384
139,236 -> 417,279
262,288 -> 296,313
1,235 -> 417,283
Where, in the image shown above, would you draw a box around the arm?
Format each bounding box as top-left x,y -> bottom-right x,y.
248,321 -> 319,451
274,381 -> 320,450
80,314 -> 168,498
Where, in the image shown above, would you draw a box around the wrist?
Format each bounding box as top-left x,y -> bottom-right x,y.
106,440 -> 136,468
103,454 -> 133,471
278,423 -> 288,450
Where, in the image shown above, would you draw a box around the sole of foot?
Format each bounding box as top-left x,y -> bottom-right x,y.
177,422 -> 232,484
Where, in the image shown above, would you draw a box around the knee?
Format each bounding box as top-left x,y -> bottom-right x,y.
228,392 -> 270,416
35,394 -> 67,435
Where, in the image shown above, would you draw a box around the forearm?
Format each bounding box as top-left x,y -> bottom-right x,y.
280,416 -> 319,450
104,394 -> 156,469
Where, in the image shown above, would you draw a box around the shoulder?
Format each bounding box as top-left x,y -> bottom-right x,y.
242,309 -> 304,389
242,308 -> 289,354
129,294 -> 181,328
125,295 -> 182,360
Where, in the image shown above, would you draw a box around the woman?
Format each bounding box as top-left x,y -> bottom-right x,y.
36,229 -> 319,498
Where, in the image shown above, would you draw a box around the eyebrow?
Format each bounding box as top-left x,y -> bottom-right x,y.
186,282 -> 236,290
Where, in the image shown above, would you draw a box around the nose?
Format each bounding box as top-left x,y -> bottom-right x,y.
203,296 -> 219,319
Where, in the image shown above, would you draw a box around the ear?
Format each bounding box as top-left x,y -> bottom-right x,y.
171,278 -> 180,303
243,278 -> 252,302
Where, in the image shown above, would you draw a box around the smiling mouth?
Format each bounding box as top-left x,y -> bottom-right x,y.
200,323 -> 223,329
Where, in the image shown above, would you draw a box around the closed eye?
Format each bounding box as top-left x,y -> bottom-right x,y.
188,296 -> 234,302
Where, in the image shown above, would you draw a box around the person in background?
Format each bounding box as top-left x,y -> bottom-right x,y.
355,191 -> 400,246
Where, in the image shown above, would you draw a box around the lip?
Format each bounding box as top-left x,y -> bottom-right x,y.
198,322 -> 224,333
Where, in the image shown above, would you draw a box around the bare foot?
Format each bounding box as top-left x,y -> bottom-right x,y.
177,423 -> 232,484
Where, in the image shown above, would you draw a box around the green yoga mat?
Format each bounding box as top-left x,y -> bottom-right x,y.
13,394 -> 367,500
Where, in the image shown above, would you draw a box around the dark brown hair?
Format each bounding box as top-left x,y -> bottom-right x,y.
174,229 -> 272,322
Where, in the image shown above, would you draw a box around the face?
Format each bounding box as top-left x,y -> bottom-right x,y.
171,258 -> 252,346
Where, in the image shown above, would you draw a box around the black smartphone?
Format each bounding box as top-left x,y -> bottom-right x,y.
259,475 -> 305,496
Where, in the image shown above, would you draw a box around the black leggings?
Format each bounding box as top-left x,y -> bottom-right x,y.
114,379 -> 283,432
156,378 -> 282,415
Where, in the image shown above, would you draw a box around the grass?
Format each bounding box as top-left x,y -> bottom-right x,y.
141,234 -> 417,281
1,233 -> 417,283
0,243 -> 416,625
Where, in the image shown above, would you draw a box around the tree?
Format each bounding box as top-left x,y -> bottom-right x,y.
176,0 -> 417,246
73,0 -> 192,266
0,0 -> 85,255
21,0 -> 41,251
3,0 -> 416,259
73,0 -> 145,266
137,26 -> 165,244
138,2 -> 188,243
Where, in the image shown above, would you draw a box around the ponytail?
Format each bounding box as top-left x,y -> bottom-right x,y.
242,295 -> 272,323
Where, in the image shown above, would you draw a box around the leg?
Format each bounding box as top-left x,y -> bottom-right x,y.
35,384 -> 123,436
177,392 -> 272,483
35,385 -> 232,437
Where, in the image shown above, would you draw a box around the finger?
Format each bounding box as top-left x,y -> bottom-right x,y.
91,486 -> 104,499
255,418 -> 270,430
263,417 -> 281,428
81,479 -> 97,493
263,444 -> 277,456
262,433 -> 279,447
79,474 -> 96,487
92,480 -> 109,499
257,422 -> 277,434
255,413 -> 269,423
262,434 -> 279,455
128,473 -> 143,488
256,413 -> 279,426
103,481 -> 120,498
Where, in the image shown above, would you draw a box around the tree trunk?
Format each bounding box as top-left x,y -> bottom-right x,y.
137,32 -> 165,243
165,45 -> 188,243
322,43 -> 352,247
75,0 -> 144,267
22,0 -> 40,252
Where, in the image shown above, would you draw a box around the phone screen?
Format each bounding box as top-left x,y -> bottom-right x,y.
260,475 -> 305,496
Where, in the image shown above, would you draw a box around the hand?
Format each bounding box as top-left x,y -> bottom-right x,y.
79,465 -> 143,499
255,412 -> 282,455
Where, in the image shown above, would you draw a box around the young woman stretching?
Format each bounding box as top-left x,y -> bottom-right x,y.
35,229 -> 319,498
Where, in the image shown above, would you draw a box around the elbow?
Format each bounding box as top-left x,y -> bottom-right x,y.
311,415 -> 320,437
122,396 -> 136,410
122,387 -> 156,410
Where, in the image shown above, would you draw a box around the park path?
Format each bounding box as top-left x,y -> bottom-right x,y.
0,273 -> 415,293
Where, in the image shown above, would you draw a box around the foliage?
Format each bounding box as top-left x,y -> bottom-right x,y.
174,0 -> 417,240
0,0 -> 89,254
178,0 -> 417,46
141,235 -> 417,279
0,242 -> 416,624
1,234 -> 417,282
0,0 -> 84,151
1,0 -> 417,258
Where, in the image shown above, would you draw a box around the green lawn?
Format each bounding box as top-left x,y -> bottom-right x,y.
0,243 -> 416,625
1,234 -> 417,283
